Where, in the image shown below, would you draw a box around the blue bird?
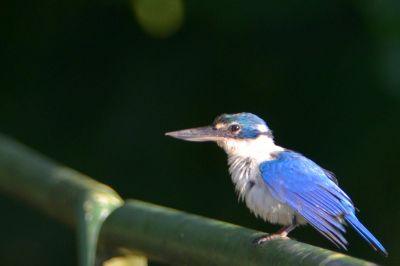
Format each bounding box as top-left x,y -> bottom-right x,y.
166,112 -> 387,256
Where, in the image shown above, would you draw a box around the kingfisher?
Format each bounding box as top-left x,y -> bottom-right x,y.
165,112 -> 387,256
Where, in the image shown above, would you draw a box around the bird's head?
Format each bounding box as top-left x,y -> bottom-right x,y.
166,113 -> 277,157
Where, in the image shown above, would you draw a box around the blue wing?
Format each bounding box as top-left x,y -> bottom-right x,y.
260,151 -> 355,249
260,150 -> 387,255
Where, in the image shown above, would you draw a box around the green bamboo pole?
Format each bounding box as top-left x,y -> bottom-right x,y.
0,134 -> 143,266
99,200 -> 378,266
0,133 -> 379,266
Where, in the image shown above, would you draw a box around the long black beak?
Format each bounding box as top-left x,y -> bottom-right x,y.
165,126 -> 224,142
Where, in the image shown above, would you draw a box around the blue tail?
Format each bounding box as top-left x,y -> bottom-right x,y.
346,214 -> 388,256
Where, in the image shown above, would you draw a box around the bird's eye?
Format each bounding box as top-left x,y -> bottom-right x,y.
229,124 -> 241,133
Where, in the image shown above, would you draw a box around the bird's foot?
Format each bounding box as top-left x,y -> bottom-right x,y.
253,233 -> 289,245
253,224 -> 296,245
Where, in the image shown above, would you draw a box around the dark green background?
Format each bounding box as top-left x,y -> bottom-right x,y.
1,0 -> 399,265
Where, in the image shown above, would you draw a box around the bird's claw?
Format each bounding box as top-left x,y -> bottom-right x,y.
253,234 -> 289,245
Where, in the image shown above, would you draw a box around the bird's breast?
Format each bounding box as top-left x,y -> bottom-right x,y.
228,155 -> 300,225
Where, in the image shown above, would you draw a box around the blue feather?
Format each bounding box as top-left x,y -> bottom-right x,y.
260,150 -> 387,255
346,214 -> 388,256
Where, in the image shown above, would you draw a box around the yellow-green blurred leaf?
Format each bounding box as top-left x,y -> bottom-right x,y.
132,0 -> 184,38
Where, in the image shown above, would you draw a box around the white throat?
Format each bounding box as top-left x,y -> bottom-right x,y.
217,135 -> 283,163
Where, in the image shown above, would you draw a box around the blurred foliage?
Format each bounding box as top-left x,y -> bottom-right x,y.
132,0 -> 184,38
0,0 -> 399,265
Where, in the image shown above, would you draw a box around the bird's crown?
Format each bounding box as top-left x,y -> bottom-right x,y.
212,112 -> 271,139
